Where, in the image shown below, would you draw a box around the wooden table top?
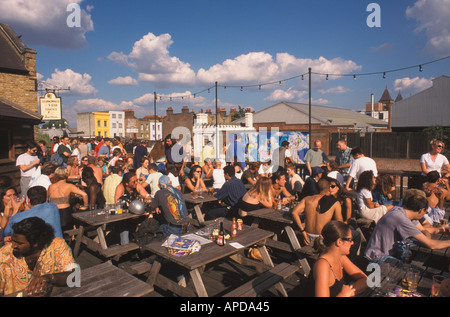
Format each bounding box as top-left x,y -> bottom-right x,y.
72,209 -> 145,226
51,262 -> 153,297
247,207 -> 294,225
144,219 -> 274,271
183,192 -> 218,204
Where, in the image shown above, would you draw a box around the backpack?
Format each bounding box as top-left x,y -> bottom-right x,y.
50,152 -> 63,166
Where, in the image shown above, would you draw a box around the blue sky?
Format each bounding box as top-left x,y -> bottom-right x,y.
1,0 -> 449,127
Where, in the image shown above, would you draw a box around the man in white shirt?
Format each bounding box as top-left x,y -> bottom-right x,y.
145,163 -> 163,198
16,142 -> 41,198
345,147 -> 378,191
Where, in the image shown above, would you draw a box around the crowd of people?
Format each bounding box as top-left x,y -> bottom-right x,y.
0,133 -> 449,297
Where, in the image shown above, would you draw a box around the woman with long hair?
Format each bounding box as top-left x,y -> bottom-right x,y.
48,167 -> 88,231
67,155 -> 81,180
329,178 -> 353,222
356,170 -> 393,223
372,174 -> 398,206
238,176 -> 273,218
184,165 -> 206,193
82,166 -> 106,209
0,187 -> 22,229
304,220 -> 367,297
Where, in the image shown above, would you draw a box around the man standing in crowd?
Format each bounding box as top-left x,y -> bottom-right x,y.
271,140 -> 293,172
98,138 -> 111,158
304,139 -> 328,177
16,142 -> 40,198
345,147 -> 378,191
57,136 -> 72,167
335,139 -> 353,184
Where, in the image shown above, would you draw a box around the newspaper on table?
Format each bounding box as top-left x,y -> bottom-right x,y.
162,234 -> 202,256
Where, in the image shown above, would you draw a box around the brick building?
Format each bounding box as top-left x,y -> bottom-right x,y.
0,24 -> 42,189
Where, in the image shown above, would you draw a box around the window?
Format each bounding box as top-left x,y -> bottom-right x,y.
118,123 -> 123,128
104,121 -> 107,127
97,120 -> 100,127
112,114 -> 116,118
112,123 -> 116,128
118,114 -> 122,119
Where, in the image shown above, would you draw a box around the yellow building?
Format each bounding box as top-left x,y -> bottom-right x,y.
94,112 -> 110,138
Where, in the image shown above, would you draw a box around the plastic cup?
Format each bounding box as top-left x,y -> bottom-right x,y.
431,275 -> 445,297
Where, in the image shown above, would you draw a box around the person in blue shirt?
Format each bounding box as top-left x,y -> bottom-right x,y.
2,186 -> 63,241
205,165 -> 247,220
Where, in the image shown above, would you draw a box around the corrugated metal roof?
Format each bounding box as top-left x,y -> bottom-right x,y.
235,102 -> 388,129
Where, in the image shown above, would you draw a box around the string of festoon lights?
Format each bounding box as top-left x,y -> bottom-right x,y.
155,54 -> 450,101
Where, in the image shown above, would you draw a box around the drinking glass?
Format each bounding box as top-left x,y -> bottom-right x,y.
431,275 -> 445,297
406,268 -> 420,293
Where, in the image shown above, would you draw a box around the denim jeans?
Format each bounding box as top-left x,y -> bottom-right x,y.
160,224 -> 191,237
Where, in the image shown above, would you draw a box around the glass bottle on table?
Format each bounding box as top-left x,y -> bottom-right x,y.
231,218 -> 237,237
217,221 -> 225,246
402,239 -> 412,267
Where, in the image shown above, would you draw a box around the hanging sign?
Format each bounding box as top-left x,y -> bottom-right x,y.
40,92 -> 62,120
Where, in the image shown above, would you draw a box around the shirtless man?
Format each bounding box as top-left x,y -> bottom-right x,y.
292,177 -> 343,246
87,156 -> 104,185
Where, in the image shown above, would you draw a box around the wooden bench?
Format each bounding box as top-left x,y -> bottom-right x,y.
223,262 -> 299,297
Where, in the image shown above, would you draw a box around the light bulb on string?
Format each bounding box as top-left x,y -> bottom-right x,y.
326,74 -> 329,80
240,86 -> 243,91
383,72 -> 386,79
353,74 -> 356,81
419,65 -> 423,72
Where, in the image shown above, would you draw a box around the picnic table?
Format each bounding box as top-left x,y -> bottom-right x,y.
51,262 -> 154,297
361,256 -> 450,297
71,209 -> 145,260
247,207 -> 311,277
183,191 -> 218,226
143,219 -> 295,297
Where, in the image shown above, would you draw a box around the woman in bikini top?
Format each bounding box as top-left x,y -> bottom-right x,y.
304,220 -> 367,297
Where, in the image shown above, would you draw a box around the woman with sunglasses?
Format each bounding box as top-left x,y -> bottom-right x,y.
303,220 -> 367,297
328,178 -> 353,222
420,139 -> 450,178
184,165 -> 206,193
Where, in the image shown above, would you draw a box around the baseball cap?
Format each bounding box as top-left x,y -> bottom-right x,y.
311,166 -> 325,176
158,175 -> 171,185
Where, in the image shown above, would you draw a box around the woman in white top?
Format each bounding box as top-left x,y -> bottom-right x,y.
420,139 -> 450,177
356,170 -> 393,223
212,160 -> 226,189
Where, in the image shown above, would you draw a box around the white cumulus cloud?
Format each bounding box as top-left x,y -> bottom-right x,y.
108,33 -> 196,87
108,76 -> 138,86
0,0 -> 94,49
393,76 -> 433,95
41,68 -> 98,95
406,0 -> 450,56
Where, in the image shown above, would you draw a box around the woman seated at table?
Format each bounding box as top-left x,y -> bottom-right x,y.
238,176 -> 273,218
184,165 -> 206,193
212,160 -> 226,189
82,166 -> 106,210
303,220 -> 367,297
67,155 -> 81,180
372,174 -> 399,206
329,178 -> 354,223
356,170 -> 393,223
48,167 -> 88,231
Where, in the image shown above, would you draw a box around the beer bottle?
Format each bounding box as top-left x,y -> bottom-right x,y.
217,222 -> 225,246
231,218 -> 237,237
277,195 -> 282,210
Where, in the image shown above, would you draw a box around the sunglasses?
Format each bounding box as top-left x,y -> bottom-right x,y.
341,237 -> 353,243
437,145 -> 444,148
330,185 -> 337,189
